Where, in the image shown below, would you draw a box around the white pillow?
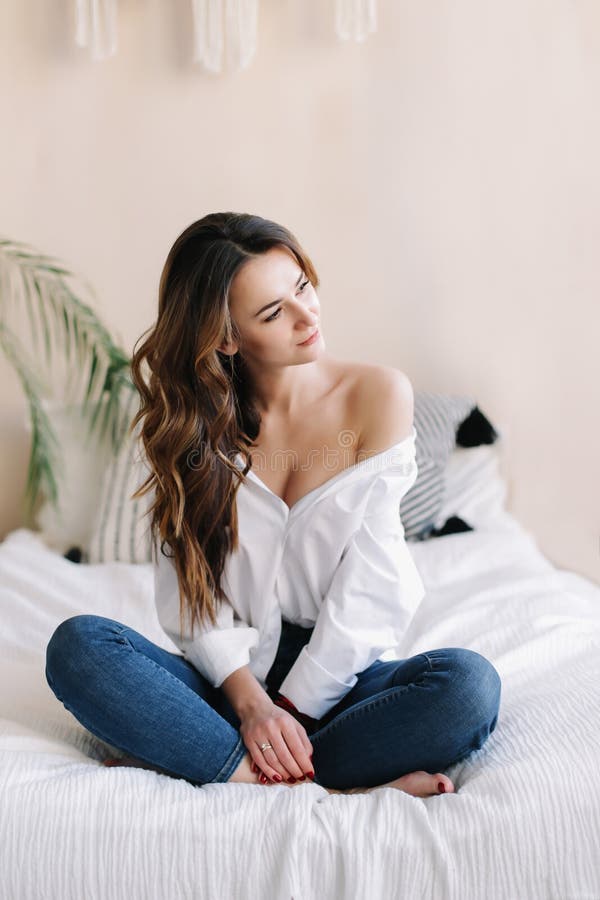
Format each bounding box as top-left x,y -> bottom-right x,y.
434,429 -> 509,530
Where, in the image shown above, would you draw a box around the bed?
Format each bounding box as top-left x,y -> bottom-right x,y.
1,474 -> 599,899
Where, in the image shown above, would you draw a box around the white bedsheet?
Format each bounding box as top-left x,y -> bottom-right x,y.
1,513 -> 599,900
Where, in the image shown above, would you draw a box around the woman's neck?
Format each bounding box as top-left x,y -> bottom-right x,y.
252,353 -> 338,420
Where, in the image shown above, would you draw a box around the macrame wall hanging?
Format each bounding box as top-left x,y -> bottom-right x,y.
192,0 -> 258,73
335,0 -> 377,43
73,0 -> 378,68
75,0 -> 118,60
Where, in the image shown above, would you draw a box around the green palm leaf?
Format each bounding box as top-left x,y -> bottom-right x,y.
0,321 -> 62,522
0,238 -> 137,524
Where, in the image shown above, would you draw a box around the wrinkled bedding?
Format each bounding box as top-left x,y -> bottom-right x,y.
1,514 -> 599,900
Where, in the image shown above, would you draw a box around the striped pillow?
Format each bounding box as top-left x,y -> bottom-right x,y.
87,391 -> 153,564
401,391 -> 483,540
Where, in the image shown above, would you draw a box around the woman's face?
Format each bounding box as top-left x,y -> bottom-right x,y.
225,246 -> 322,364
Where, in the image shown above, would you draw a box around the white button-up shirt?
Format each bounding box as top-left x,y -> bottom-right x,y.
153,425 -> 425,720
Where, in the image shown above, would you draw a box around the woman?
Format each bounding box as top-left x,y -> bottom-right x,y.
45,212 -> 501,797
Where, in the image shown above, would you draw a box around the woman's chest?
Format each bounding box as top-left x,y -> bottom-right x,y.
250,397 -> 361,511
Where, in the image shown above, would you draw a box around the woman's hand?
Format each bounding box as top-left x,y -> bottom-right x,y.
273,693 -> 319,734
239,698 -> 315,784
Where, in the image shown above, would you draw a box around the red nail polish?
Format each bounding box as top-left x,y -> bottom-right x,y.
273,774 -> 282,782
438,782 -> 446,793
287,777 -> 296,783
308,771 -> 315,779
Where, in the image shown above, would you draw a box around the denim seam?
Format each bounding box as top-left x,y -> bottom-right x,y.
314,684 -> 411,740
421,652 -> 434,672
117,629 -> 248,783
49,676 -> 244,787
45,678 -> 176,777
53,628 -> 244,786
116,630 -> 220,707
312,665 -> 432,742
210,733 -> 247,783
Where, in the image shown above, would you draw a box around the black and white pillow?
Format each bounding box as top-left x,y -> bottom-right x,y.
401,391 -> 499,541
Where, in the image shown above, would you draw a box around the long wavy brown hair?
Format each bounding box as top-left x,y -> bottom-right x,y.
129,212 -> 320,642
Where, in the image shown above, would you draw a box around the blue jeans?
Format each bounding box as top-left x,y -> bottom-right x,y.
45,615 -> 501,790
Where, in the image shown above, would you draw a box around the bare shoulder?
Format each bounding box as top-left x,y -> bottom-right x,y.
347,363 -> 415,456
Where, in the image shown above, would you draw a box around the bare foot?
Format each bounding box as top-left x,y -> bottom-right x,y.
104,754 -> 454,798
227,752 -> 454,797
324,770 -> 455,797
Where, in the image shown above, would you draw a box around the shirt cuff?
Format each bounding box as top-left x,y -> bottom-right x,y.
183,627 -> 259,688
277,645 -> 357,720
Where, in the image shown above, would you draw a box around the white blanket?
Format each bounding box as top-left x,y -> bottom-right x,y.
1,513 -> 599,900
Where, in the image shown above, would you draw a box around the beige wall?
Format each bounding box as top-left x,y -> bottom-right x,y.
1,1 -> 599,583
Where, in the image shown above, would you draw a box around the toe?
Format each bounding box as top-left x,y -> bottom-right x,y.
436,775 -> 454,793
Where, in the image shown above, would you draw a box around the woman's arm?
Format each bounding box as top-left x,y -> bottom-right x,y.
154,545 -> 261,688
353,366 -> 415,458
277,368 -> 422,721
220,667 -> 319,733
221,665 -> 274,717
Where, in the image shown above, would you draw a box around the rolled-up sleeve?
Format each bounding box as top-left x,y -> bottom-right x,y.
278,461 -> 425,720
153,542 -> 259,687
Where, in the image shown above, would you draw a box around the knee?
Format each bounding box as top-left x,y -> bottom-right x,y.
45,615 -> 113,688
448,648 -> 502,732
